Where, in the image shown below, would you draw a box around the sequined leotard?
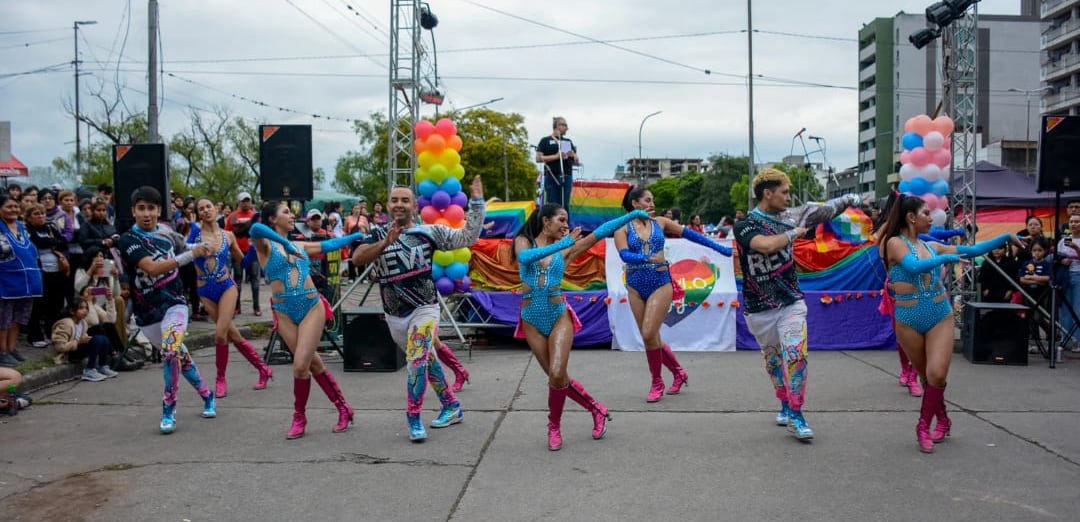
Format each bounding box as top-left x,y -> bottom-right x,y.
518,236 -> 574,336
888,236 -> 951,334
191,226 -> 235,302
263,244 -> 320,324
624,219 -> 673,300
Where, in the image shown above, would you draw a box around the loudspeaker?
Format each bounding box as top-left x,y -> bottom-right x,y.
112,143 -> 169,233
342,306 -> 405,372
1037,115 -> 1080,193
963,302 -> 1028,365
259,124 -> 313,201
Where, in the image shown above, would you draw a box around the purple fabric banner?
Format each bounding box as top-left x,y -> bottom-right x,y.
468,290 -> 896,350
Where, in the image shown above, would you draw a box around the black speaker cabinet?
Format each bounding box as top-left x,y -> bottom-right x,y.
1037,115 -> 1080,193
963,302 -> 1028,365
112,143 -> 169,233
342,306 -> 405,372
259,124 -> 313,201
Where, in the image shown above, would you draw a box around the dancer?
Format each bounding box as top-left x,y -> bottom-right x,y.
190,197 -> 273,398
734,168 -> 861,442
615,187 -> 732,402
118,186 -> 216,434
350,177 -> 485,442
880,194 -> 1019,452
249,203 -> 364,439
515,203 -> 647,450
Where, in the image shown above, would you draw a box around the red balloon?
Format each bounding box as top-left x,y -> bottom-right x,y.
447,135 -> 463,152
435,118 -> 457,137
420,205 -> 441,224
434,217 -> 452,227
425,133 -> 446,154
415,120 -> 436,139
443,204 -> 465,225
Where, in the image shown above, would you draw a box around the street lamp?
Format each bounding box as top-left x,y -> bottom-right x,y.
637,110 -> 662,186
73,20 -> 97,181
1008,86 -> 1052,176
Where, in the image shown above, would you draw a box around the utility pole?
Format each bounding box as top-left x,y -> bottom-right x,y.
502,133 -> 509,201
148,0 -> 160,143
73,20 -> 97,181
746,0 -> 755,210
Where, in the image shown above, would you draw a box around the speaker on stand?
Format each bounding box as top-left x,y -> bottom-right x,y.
112,143 -> 170,233
259,125 -> 313,202
342,306 -> 405,372
963,302 -> 1028,365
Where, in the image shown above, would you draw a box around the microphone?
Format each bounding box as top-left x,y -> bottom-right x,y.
809,135 -> 824,141
793,127 -> 806,139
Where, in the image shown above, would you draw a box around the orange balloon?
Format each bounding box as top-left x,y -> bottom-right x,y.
909,114 -> 933,136
425,133 -> 446,154
447,134 -> 463,152
414,138 -> 425,154
434,218 -> 452,227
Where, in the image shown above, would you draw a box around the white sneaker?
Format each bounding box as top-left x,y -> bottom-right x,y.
98,366 -> 119,378
32,341 -> 49,348
82,368 -> 107,382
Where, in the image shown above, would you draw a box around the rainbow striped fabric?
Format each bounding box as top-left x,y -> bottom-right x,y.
482,200 -> 536,238
568,180 -> 632,232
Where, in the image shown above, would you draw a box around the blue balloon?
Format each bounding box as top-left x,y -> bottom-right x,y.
440,177 -> 462,195
931,179 -> 949,196
907,177 -> 930,195
902,132 -> 924,151
431,264 -> 445,280
446,261 -> 468,281
418,179 -> 438,198
898,180 -> 911,194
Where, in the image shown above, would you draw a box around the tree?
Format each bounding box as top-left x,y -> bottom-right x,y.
168,108 -> 254,202
729,175 -> 749,214
771,162 -> 825,204
676,171 -> 703,218
647,177 -> 679,212
334,109 -> 537,203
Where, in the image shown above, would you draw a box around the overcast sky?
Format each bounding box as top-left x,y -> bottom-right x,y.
3,0 -> 1024,187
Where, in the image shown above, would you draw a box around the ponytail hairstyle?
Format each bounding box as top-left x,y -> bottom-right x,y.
878,193 -> 927,263
621,185 -> 649,212
513,203 -> 563,257
260,200 -> 284,223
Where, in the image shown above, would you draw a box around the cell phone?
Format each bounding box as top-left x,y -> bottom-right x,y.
90,287 -> 108,296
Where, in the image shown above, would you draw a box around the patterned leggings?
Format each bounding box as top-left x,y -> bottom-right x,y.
744,301 -> 809,411
143,304 -> 210,406
387,305 -> 457,415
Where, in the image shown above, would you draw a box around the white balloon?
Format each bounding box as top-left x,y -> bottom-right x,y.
923,131 -> 945,152
899,163 -> 918,181
920,164 -> 944,182
930,209 -> 947,227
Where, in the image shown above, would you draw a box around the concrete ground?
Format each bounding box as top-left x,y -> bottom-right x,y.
2,341 -> 1079,521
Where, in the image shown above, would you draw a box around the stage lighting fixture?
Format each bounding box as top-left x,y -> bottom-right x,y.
926,2 -> 958,27
420,4 -> 438,30
909,27 -> 941,49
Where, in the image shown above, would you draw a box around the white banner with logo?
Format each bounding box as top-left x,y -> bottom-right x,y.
605,238 -> 738,352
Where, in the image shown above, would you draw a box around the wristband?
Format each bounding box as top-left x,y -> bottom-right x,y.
175,251 -> 193,267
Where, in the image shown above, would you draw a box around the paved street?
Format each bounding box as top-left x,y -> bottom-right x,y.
2,344 -> 1078,521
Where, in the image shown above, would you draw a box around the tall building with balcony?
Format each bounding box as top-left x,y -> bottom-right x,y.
858,3 -> 1040,196
615,157 -> 706,185
1042,0 -> 1080,116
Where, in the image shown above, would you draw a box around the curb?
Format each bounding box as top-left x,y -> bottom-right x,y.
21,323 -> 271,393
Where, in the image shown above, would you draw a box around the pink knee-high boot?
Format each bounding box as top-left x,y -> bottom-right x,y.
897,345 -> 911,386
566,378 -> 611,440
314,370 -> 354,433
645,348 -> 665,402
929,383 -> 951,443
548,385 -> 568,451
288,377 -> 311,440
660,343 -> 689,395
435,343 -> 470,393
234,339 -> 273,390
916,380 -> 941,453
214,343 -> 229,398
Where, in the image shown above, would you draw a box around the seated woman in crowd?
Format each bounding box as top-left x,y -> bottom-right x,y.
51,297 -> 118,382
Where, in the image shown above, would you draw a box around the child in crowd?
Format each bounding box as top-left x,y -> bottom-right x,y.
51,297 -> 118,382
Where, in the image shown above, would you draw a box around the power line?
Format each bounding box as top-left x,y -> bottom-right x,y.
0,27 -> 68,36
0,36 -> 68,51
338,0 -> 385,33
283,0 -> 386,69
166,72 -> 359,122
317,0 -> 387,46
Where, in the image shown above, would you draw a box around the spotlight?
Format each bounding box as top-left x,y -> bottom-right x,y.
420,4 -> 438,30
925,2 -> 958,27
909,27 -> 941,50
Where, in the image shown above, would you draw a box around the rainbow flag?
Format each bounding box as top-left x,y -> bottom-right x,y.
569,180 -> 632,232
482,200 -> 535,238
816,208 -> 873,251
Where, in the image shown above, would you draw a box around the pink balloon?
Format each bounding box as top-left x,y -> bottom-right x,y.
932,149 -> 952,169
932,116 -> 955,136
900,150 -> 912,165
434,118 -> 457,138
943,137 -> 951,150
910,147 -> 931,167
415,120 -> 435,140
909,115 -> 933,136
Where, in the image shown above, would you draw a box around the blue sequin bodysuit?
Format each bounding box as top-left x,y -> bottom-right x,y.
518,236 -> 573,336
192,228 -> 235,302
624,219 -> 673,300
263,244 -> 320,324
888,235 -> 951,334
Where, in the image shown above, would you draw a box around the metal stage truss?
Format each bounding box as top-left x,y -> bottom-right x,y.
945,5 -> 978,326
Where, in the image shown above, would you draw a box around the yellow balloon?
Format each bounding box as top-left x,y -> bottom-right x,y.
453,247 -> 472,264
415,167 -> 430,183
450,164 -> 466,180
439,149 -> 461,169
433,250 -> 454,267
429,164 -> 449,184
418,151 -> 436,169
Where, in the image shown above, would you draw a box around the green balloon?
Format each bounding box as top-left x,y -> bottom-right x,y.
453,247 -> 472,264
429,164 -> 449,184
433,250 -> 454,266
450,164 -> 466,180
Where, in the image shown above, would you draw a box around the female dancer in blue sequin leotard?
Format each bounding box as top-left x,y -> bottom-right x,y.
191,198 -> 272,399
512,203 -> 646,450
614,186 -> 733,402
880,194 -> 1020,453
251,201 -> 365,440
